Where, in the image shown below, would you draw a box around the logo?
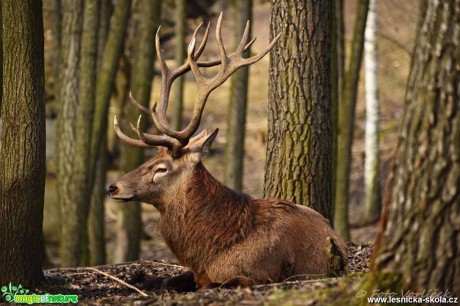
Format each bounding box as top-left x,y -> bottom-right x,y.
1,282 -> 78,304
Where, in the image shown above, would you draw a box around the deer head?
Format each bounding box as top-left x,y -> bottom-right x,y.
107,13 -> 280,211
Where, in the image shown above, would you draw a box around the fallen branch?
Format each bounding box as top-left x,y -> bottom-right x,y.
87,267 -> 148,297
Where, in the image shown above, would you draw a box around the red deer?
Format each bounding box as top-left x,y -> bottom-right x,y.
107,13 -> 348,291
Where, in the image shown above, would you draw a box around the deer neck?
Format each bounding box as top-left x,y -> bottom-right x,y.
158,162 -> 256,268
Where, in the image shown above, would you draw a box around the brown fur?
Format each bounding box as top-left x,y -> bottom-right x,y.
109,146 -> 348,289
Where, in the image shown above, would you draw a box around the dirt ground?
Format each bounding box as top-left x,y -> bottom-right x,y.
35,243 -> 372,305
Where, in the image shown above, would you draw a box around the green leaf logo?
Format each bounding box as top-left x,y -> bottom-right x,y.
1,282 -> 29,302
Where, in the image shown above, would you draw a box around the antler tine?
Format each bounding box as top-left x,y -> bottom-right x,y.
193,22 -> 211,59
236,20 -> 251,55
187,35 -> 204,82
240,32 -> 282,66
114,116 -> 153,148
129,92 -> 151,116
129,115 -> 182,150
215,12 -> 228,69
194,37 -> 256,68
155,26 -> 170,77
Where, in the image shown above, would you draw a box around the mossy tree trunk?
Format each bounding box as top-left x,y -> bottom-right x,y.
0,0 -> 46,286
264,0 -> 334,221
223,0 -> 252,193
171,0 -> 185,131
115,0 -> 161,262
364,0 -> 460,297
333,0 -> 369,240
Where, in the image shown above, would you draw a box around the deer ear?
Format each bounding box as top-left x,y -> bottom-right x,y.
188,129 -> 218,163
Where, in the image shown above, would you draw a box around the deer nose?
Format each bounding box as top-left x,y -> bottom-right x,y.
107,184 -> 119,197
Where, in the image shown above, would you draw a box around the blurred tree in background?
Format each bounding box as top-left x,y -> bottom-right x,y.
171,0 -> 185,131
363,0 -> 381,222
334,0 -> 369,240
56,0 -> 131,267
56,0 -> 86,267
87,0 -> 113,266
224,0 -> 252,193
115,0 -> 161,263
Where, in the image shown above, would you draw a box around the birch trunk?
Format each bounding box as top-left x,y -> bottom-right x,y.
364,0 -> 381,221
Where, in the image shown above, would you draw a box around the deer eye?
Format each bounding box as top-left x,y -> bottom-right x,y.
152,168 -> 167,183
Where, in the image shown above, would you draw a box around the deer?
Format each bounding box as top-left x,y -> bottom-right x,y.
107,13 -> 348,291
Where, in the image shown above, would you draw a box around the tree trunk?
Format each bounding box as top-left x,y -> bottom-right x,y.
56,0 -> 100,267
56,0 -> 84,267
88,137 -> 108,265
333,0 -> 369,240
77,0 -> 100,266
115,0 -> 161,262
171,0 -> 185,131
223,0 -> 252,193
0,2 -> 2,119
331,0 -> 344,218
264,0 -> 334,221
89,0 -> 131,176
0,0 -> 46,286
363,0 -> 381,221
87,0 -> 112,266
50,0 -> 62,107
364,0 -> 460,297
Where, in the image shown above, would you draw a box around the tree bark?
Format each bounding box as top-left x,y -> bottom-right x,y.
89,0 -> 131,176
115,0 -> 161,262
365,0 -> 460,297
56,0 -> 84,267
333,0 -> 369,240
171,0 -> 185,131
223,0 -> 252,193
50,0 -> 62,107
264,0 -> 334,221
77,0 -> 100,266
0,0 -> 46,286
56,0 -> 100,267
87,0 -> 112,266
331,0 -> 343,218
88,137 -> 108,265
0,2 -> 3,119
363,0 -> 381,221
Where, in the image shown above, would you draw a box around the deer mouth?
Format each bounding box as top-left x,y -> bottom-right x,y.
110,195 -> 135,203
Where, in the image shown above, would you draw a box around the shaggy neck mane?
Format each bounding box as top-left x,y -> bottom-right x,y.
184,162 -> 256,250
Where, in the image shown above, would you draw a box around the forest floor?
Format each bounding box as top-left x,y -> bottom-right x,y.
38,243 -> 372,305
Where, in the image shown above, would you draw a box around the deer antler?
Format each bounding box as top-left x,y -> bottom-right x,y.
115,12 -> 281,156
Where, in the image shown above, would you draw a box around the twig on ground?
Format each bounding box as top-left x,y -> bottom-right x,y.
87,267 -> 148,297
